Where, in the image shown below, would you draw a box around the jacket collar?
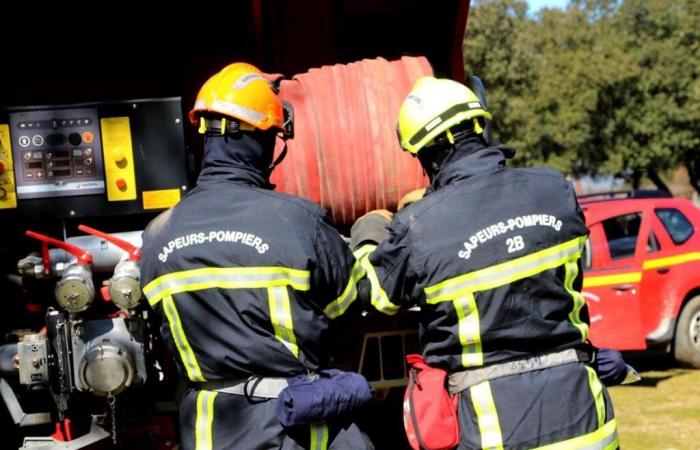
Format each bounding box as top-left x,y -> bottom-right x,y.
196,134 -> 273,189
431,143 -> 510,190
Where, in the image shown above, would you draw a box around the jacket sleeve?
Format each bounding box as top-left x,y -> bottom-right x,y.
139,221 -> 160,310
354,217 -> 416,315
566,179 -> 592,327
312,210 -> 366,320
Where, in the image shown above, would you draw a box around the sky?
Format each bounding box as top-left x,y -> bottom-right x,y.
526,0 -> 569,13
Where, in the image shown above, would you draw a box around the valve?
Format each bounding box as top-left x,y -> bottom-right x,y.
77,225 -> 140,261
25,231 -> 94,313
25,230 -> 93,276
78,225 -> 142,310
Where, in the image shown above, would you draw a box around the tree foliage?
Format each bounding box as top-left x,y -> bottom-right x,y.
464,0 -> 700,193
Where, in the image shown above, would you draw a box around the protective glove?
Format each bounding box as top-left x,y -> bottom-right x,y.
594,348 -> 628,386
350,209 -> 393,250
397,188 -> 426,211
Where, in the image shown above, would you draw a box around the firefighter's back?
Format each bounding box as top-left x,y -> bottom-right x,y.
141,179 -> 332,381
400,161 -> 617,448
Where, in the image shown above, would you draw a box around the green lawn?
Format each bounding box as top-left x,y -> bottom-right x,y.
608,358 -> 700,450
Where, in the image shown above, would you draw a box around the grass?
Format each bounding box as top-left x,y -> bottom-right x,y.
608,355 -> 700,450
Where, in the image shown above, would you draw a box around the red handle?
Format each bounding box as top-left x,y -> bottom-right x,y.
77,225 -> 141,261
25,230 -> 93,274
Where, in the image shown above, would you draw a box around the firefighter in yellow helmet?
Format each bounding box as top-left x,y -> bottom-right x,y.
351,76 -> 622,448
140,63 -> 375,450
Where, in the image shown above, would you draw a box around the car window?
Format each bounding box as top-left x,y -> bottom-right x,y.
602,212 -> 642,260
656,208 -> 694,244
647,231 -> 660,252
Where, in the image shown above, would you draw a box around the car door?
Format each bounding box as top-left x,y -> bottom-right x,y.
640,205 -> 697,343
583,208 -> 647,350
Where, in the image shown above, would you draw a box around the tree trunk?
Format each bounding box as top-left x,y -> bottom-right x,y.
646,169 -> 670,193
686,159 -> 700,195
631,169 -> 643,189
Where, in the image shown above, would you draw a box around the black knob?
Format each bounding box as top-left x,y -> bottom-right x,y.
68,133 -> 82,146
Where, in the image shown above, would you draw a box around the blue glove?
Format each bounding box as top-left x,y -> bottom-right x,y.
594,348 -> 627,386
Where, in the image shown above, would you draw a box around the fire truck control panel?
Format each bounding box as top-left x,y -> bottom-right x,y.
9,108 -> 105,200
0,98 -> 188,219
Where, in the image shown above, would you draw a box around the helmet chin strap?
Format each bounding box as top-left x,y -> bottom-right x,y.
417,143 -> 455,182
417,120 -> 488,181
267,101 -> 294,175
267,132 -> 288,174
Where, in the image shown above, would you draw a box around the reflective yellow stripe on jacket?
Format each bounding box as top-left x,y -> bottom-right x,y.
425,235 -> 588,369
144,267 -> 311,381
353,244 -> 401,315
323,261 -> 366,319
143,266 -> 311,306
162,295 -> 205,382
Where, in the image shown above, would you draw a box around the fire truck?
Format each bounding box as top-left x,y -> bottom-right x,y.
0,1 -> 467,448
6,2 -> 694,449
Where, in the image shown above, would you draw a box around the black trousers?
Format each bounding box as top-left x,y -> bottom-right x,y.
179,388 -> 375,450
456,363 -> 618,449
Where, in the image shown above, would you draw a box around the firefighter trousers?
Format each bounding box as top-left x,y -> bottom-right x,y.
179,387 -> 375,450
456,362 -> 618,449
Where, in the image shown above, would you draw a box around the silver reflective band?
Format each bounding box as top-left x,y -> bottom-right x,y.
448,348 -> 586,395
211,100 -> 266,123
578,430 -> 618,450
201,377 -> 289,399
195,390 -> 217,450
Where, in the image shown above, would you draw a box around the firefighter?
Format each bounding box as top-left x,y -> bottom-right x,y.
351,77 -> 619,449
140,63 -> 373,450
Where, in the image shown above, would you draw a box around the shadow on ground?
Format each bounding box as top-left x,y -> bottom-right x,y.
618,351 -> 697,388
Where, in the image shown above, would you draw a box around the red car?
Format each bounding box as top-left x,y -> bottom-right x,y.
580,190 -> 700,367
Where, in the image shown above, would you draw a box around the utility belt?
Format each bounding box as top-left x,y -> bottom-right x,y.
198,376 -> 289,399
194,370 -> 375,428
448,348 -> 591,395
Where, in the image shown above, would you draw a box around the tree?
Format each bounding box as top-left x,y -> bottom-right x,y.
463,0 -> 535,155
607,0 -> 700,192
464,0 -> 700,195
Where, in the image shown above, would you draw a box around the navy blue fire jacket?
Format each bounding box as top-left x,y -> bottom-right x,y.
140,135 -> 364,382
355,141 -> 618,448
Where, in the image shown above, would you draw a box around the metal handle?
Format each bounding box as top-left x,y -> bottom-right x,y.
656,267 -> 670,274
25,230 -> 93,274
613,284 -> 635,292
78,225 -> 141,261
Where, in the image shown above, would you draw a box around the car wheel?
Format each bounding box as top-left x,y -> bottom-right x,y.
674,295 -> 700,368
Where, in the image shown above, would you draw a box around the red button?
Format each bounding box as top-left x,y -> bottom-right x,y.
82,131 -> 94,143
0,162 -> 4,173
116,178 -> 127,191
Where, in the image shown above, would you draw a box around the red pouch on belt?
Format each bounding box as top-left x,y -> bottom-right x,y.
403,354 -> 460,450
